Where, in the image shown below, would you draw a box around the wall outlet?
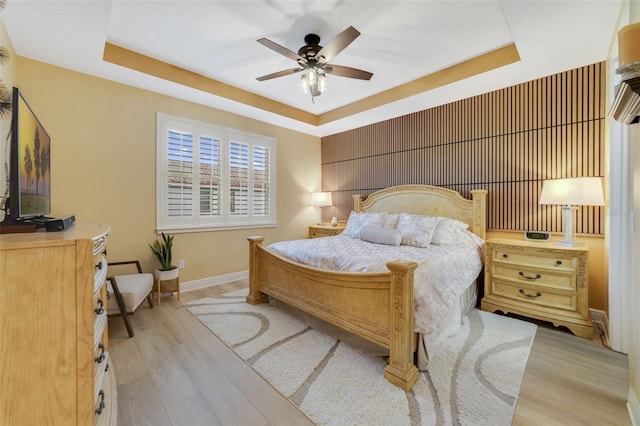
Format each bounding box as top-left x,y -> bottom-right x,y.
178,259 -> 185,269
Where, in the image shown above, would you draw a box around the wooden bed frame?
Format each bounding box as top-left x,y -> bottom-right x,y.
247,184 -> 487,390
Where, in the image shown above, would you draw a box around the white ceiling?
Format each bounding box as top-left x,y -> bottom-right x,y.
1,0 -> 623,137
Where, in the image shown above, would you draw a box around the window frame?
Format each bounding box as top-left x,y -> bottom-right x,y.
156,112 -> 277,233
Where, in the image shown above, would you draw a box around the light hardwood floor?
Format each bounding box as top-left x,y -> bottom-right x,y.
108,281 -> 630,425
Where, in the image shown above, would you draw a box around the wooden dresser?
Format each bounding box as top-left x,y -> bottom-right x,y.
0,221 -> 117,425
481,237 -> 592,338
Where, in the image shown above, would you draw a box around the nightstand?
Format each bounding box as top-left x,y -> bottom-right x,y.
481,237 -> 592,338
308,223 -> 346,238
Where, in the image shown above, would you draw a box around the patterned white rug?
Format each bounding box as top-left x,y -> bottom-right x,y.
185,290 -> 536,426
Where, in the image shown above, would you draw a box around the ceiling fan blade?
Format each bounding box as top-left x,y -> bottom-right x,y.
316,26 -> 360,63
324,64 -> 373,80
257,38 -> 305,63
256,68 -> 303,81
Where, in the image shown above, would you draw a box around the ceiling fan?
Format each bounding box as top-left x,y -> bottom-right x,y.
256,26 -> 373,102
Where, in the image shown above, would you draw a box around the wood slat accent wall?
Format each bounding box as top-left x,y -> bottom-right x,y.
321,62 -> 605,234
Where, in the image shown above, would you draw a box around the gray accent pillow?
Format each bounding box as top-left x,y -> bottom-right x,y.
359,226 -> 402,246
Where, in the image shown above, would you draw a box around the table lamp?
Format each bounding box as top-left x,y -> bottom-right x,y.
539,177 -> 604,247
310,192 -> 333,225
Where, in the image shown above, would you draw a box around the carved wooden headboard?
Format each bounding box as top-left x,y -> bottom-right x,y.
353,184 -> 487,240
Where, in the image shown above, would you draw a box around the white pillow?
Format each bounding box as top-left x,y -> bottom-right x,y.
431,218 -> 470,245
342,211 -> 392,239
359,226 -> 402,246
342,211 -> 362,238
396,213 -> 441,247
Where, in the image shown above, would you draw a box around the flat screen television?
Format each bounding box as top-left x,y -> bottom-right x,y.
6,87 -> 51,221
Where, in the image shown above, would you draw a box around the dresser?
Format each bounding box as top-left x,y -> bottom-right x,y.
308,223 -> 346,238
481,237 -> 592,338
0,221 -> 117,425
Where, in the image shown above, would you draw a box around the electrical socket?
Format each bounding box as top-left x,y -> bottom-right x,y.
178,259 -> 185,269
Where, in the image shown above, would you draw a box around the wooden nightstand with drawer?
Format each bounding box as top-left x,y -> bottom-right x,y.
308,223 -> 346,238
481,237 -> 592,338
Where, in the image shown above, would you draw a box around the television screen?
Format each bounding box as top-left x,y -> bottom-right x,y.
10,87 -> 51,219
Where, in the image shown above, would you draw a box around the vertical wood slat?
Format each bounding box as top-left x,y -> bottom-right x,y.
320,62 -> 605,235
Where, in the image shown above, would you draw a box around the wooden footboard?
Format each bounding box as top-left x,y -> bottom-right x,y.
246,236 -> 419,390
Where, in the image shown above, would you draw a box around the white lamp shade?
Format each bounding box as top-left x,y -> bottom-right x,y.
310,192 -> 333,207
539,177 -> 604,206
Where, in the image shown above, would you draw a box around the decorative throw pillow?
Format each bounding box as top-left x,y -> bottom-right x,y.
431,218 -> 470,245
396,213 -> 441,247
342,211 -> 391,239
342,211 -> 362,238
359,226 -> 402,246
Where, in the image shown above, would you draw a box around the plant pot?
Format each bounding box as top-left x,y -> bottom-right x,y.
155,267 -> 179,281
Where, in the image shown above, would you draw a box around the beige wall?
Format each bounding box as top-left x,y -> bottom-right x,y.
0,20 -> 15,223
15,57 -> 322,282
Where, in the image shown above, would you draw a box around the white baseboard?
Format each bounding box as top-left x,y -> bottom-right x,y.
628,385 -> 640,426
180,270 -> 249,293
589,308 -> 610,347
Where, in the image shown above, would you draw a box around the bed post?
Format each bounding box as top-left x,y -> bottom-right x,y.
353,194 -> 364,212
471,189 -> 488,240
384,260 -> 420,391
246,236 -> 268,305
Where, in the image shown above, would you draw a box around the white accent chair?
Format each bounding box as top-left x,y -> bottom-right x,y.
106,260 -> 154,337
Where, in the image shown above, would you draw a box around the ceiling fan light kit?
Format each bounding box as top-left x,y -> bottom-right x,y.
257,26 -> 373,103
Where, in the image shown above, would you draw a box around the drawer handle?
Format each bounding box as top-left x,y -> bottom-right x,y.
502,253 -> 508,258
95,343 -> 106,364
556,260 -> 563,266
95,261 -> 103,271
95,298 -> 105,315
518,271 -> 541,280
519,289 -> 542,299
95,390 -> 105,415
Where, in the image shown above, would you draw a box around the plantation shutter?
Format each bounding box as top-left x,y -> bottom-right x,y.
157,112 -> 276,231
198,135 -> 221,217
167,130 -> 194,218
229,140 -> 249,217
253,145 -> 270,216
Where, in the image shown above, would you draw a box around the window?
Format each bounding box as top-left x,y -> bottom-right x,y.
156,113 -> 276,232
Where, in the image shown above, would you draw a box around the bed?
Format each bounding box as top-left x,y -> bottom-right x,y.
246,184 -> 487,390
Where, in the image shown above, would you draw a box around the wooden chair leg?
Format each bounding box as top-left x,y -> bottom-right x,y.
146,294 -> 154,309
109,277 -> 134,338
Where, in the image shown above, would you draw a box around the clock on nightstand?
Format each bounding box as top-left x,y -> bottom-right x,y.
481,237 -> 593,338
308,223 -> 346,238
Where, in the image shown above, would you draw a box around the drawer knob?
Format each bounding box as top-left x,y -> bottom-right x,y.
519,289 -> 542,299
518,271 -> 541,280
556,260 -> 563,265
502,253 -> 508,258
95,390 -> 105,415
95,343 -> 106,364
95,261 -> 103,271
94,298 -> 105,315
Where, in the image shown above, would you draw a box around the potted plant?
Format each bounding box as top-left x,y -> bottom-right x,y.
149,232 -> 178,281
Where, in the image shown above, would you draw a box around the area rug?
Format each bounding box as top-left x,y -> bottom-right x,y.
184,290 -> 537,426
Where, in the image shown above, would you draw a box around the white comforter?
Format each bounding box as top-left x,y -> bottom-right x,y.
268,233 -> 484,334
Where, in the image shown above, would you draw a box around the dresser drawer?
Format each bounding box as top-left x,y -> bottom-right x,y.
93,339 -> 108,377
492,264 -> 576,291
493,249 -> 578,272
94,353 -> 110,422
492,279 -> 577,312
95,361 -> 117,426
308,225 -> 345,238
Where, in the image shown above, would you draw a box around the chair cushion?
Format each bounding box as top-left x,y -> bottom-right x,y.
106,273 -> 153,315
